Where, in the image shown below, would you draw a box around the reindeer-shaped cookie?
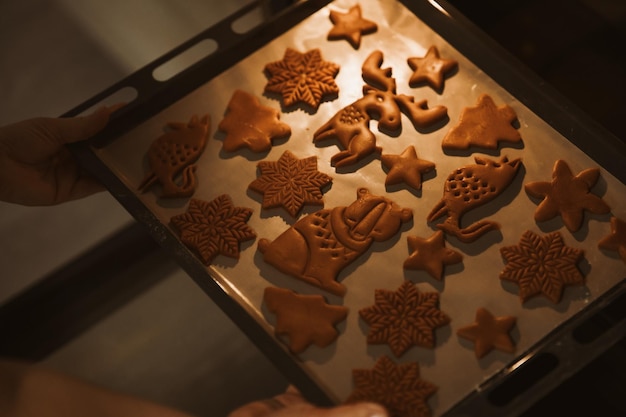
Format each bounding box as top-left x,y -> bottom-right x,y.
313,51 -> 447,169
138,114 -> 210,198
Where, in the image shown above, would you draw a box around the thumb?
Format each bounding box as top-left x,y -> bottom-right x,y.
53,103 -> 125,144
274,402 -> 388,417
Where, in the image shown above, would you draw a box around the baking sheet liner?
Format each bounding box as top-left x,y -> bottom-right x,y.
91,0 -> 625,415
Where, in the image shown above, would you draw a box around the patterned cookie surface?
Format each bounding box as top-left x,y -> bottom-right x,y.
500,230 -> 585,303
264,48 -> 339,110
248,150 -> 332,217
170,196 -> 256,265
359,281 -> 450,357
347,356 -> 437,417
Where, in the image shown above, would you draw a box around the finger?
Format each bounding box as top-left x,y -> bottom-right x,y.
53,103 -> 125,144
273,402 -> 388,417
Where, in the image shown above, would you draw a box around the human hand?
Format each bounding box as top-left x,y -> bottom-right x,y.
0,104 -> 122,206
228,386 -> 387,417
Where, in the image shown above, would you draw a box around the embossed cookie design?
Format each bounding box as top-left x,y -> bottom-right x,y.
359,281 -> 450,357
248,150 -> 332,218
442,94 -> 521,151
264,48 -> 340,110
346,356 -> 437,417
427,156 -> 522,243
258,188 -> 413,296
500,230 -> 585,304
138,114 -> 210,198
407,45 -> 458,92
314,50 -> 447,169
457,307 -> 516,359
264,287 -> 348,354
171,196 -> 256,265
525,159 -> 610,233
218,89 -> 291,153
327,4 -> 377,49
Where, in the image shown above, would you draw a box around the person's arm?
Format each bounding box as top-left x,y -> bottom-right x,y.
0,105 -> 122,206
0,360 -> 387,417
0,359 -> 194,417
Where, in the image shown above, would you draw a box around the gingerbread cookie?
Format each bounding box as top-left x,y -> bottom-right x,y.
598,216 -> 626,263
217,90 -> 291,153
457,308 -> 516,359
403,230 -> 463,280
264,48 -> 340,110
347,356 -> 437,417
500,230 -> 585,303
525,159 -> 611,233
170,196 -> 256,265
407,46 -> 457,92
248,150 -> 332,217
138,114 -> 210,198
258,188 -> 412,296
264,287 -> 348,354
427,156 -> 522,243
381,146 -> 435,191
327,4 -> 377,49
442,94 -> 521,151
314,50 -> 447,169
359,281 -> 450,357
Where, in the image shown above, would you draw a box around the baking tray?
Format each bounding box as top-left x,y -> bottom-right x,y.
65,0 -> 626,416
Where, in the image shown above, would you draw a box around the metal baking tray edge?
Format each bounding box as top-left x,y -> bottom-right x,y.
65,0 -> 626,413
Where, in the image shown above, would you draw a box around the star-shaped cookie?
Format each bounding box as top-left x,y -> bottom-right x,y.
327,4 -> 377,49
347,356 -> 437,417
264,48 -> 340,110
500,230 -> 585,304
264,287 -> 347,354
218,89 -> 291,153
170,196 -> 256,265
403,230 -> 463,280
248,150 -> 332,217
359,281 -> 450,357
525,159 -> 611,233
457,307 -> 516,359
442,94 -> 521,150
598,216 -> 626,263
407,45 -> 457,92
381,146 -> 435,191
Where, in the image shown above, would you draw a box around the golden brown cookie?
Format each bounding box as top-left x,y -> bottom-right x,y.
403,230 -> 463,280
500,230 -> 585,303
381,146 -> 435,191
264,287 -> 348,354
264,48 -> 340,110
457,308 -> 516,359
248,150 -> 332,217
442,94 -> 521,151
138,114 -> 210,198
525,159 -> 611,233
258,188 -> 412,297
359,281 -> 450,357
170,196 -> 256,265
598,216 -> 626,263
407,46 -> 457,92
427,156 -> 522,243
327,4 -> 377,49
346,356 -> 437,417
217,90 -> 291,153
